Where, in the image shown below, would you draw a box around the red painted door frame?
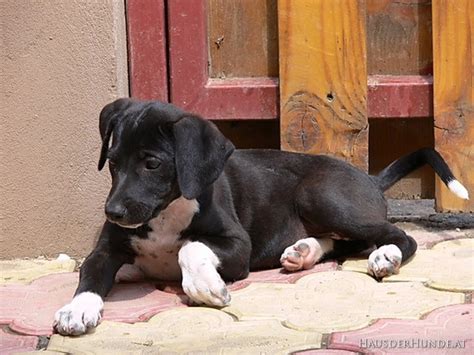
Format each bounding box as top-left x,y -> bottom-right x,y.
167,0 -> 279,120
127,0 -> 169,101
368,75 -> 433,118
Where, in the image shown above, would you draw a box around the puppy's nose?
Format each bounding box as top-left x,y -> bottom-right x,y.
105,203 -> 126,221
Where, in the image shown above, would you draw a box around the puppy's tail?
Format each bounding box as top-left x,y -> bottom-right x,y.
374,148 -> 469,200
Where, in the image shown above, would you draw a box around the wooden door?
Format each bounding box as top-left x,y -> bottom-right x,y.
167,0 -> 279,119
128,0 -> 279,119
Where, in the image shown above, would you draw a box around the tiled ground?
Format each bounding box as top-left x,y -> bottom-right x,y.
0,224 -> 472,354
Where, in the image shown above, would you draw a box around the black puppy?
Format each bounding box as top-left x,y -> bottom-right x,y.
54,98 -> 469,335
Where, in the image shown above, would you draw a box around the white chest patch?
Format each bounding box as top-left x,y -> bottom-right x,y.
130,197 -> 199,281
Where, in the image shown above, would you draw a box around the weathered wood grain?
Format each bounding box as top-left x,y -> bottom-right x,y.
208,0 -> 278,78
279,0 -> 368,169
433,0 -> 473,212
367,0 -> 433,75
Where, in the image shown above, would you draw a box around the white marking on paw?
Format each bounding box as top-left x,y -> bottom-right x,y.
53,292 -> 103,336
368,244 -> 402,279
448,179 -> 469,200
280,237 -> 334,272
178,241 -> 230,307
131,197 -> 199,281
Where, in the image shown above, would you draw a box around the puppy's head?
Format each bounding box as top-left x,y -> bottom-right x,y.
98,98 -> 234,228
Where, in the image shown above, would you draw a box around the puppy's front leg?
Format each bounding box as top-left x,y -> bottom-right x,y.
178,238 -> 250,307
54,224 -> 130,335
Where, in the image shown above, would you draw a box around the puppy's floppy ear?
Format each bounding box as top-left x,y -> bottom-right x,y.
173,116 -> 235,199
98,98 -> 131,171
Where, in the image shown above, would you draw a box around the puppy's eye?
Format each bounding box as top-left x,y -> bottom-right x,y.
145,158 -> 161,170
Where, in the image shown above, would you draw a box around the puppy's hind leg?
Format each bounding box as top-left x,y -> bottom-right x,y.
367,223 -> 417,279
280,237 -> 334,272
291,169 -> 416,279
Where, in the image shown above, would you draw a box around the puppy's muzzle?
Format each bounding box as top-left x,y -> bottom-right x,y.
105,202 -> 127,223
105,200 -> 153,229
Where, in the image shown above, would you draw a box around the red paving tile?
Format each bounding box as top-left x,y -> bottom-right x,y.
152,262 -> 338,293
230,261 -> 338,291
103,280 -> 185,324
329,304 -> 474,354
0,273 -> 184,336
0,264 -> 336,336
0,328 -> 38,354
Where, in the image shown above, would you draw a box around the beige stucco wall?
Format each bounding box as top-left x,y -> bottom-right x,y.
1,0 -> 129,258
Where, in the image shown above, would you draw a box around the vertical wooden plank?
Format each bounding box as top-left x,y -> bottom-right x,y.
127,0 -> 168,101
433,0 -> 473,212
279,0 -> 368,169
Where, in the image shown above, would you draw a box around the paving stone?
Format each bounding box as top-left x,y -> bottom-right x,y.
342,238 -> 474,292
0,261 -> 337,337
329,303 -> 473,354
47,308 -> 321,354
103,281 -> 186,324
0,273 -> 184,336
151,261 -> 338,293
0,258 -> 76,285
223,271 -> 464,333
403,227 -> 472,249
231,261 -> 338,291
0,328 -> 38,354
17,352 -> 61,355
294,350 -> 358,354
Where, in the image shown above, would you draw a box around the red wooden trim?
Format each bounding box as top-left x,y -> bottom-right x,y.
167,0 -> 278,120
368,75 -> 433,118
127,0 -> 168,101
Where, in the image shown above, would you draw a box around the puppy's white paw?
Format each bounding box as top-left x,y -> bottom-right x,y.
280,238 -> 333,272
179,241 -> 230,307
368,244 -> 402,279
53,292 -> 103,336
